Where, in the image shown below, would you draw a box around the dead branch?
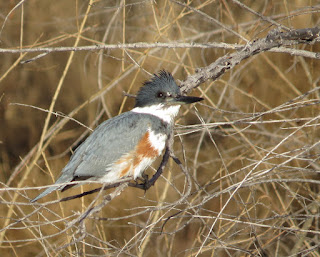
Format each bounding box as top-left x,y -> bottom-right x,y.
180,27 -> 320,93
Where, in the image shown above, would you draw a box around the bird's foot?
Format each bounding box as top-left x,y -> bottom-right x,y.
136,173 -> 149,184
131,173 -> 152,191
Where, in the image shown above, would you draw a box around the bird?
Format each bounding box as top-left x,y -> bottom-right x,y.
31,70 -> 203,202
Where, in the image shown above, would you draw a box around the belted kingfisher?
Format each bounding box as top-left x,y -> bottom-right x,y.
31,70 -> 203,202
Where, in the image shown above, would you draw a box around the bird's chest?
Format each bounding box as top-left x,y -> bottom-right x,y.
147,130 -> 167,154
100,130 -> 168,183
130,130 -> 167,179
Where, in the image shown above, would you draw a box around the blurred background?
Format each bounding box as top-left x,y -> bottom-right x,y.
0,0 -> 319,256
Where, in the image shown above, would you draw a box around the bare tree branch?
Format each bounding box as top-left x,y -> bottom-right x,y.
180,27 -> 320,93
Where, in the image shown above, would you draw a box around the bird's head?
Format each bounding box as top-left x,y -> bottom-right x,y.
134,70 -> 203,108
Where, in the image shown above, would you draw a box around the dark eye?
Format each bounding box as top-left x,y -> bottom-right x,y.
157,92 -> 165,98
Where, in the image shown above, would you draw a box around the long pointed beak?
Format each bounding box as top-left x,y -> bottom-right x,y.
173,95 -> 204,105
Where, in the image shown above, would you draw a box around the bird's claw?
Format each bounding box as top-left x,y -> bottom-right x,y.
133,173 -> 151,191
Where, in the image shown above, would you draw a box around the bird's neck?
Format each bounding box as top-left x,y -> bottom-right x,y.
132,104 -> 181,124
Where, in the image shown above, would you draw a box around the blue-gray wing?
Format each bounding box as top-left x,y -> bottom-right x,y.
62,111 -> 167,179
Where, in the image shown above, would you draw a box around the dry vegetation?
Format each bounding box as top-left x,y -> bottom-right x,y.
0,0 -> 320,256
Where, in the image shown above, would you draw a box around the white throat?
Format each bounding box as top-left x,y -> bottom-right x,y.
132,104 -> 181,124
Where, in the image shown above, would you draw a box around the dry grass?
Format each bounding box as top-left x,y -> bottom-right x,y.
0,0 -> 320,256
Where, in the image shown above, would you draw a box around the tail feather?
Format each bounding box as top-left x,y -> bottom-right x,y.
30,173 -> 73,202
30,185 -> 61,202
